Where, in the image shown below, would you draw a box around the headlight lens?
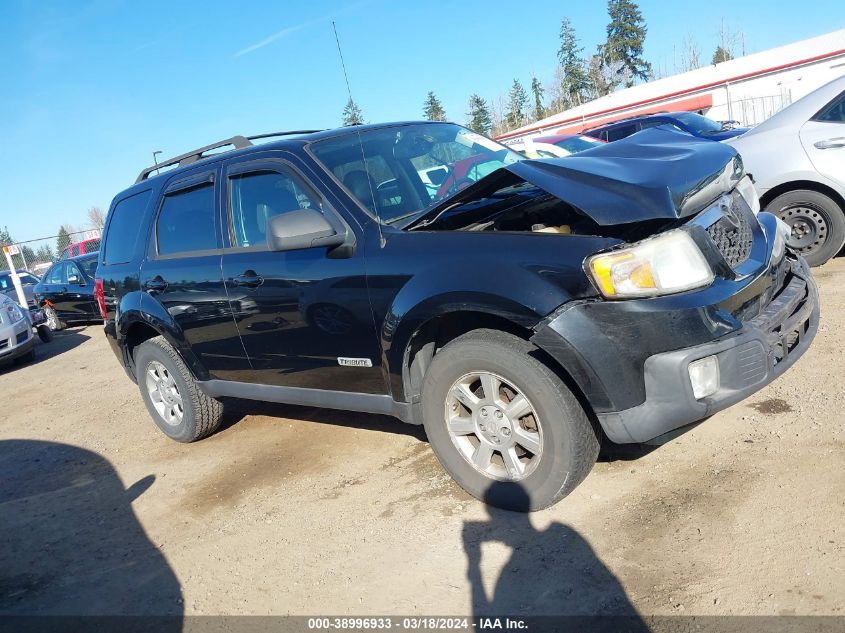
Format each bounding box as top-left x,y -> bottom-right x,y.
586,229 -> 715,299
736,176 -> 760,215
5,303 -> 25,324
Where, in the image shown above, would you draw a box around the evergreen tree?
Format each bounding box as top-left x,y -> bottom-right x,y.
0,226 -> 12,271
506,79 -> 529,130
56,226 -> 70,255
35,244 -> 55,263
712,45 -> 733,64
422,91 -> 447,121
557,17 -> 591,107
342,98 -> 364,126
531,76 -> 545,121
603,0 -> 651,88
466,94 -> 492,135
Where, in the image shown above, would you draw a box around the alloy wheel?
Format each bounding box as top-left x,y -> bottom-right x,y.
444,371 -> 543,481
145,361 -> 184,426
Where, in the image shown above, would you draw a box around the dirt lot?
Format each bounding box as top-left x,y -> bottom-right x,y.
1,260 -> 844,619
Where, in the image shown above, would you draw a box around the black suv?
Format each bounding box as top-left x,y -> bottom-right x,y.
98,122 -> 818,511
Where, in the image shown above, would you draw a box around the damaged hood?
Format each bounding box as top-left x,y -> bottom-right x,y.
412,128 -> 745,228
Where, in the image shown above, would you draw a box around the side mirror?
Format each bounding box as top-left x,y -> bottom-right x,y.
266,209 -> 346,252
68,274 -> 81,285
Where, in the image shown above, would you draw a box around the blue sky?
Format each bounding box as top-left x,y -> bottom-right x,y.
1,0 -> 842,242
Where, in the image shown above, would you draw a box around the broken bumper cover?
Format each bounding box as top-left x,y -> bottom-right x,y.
598,261 -> 818,443
532,256 -> 818,444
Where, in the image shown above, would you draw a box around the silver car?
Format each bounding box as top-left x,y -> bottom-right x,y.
726,75 -> 845,266
0,293 -> 36,365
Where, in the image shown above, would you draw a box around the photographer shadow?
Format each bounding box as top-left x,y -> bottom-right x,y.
463,482 -> 649,631
0,439 -> 182,628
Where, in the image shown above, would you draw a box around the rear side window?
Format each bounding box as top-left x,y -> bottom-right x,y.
229,170 -> 318,248
44,263 -> 65,284
104,190 -> 152,264
157,184 -> 217,256
78,258 -> 98,278
606,124 -> 636,142
813,91 -> 845,123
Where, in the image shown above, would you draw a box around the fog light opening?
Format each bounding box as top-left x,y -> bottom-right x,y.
688,355 -> 720,400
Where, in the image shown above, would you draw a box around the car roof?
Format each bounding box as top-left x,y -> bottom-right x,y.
65,252 -> 99,263
132,121 -> 446,190
585,112 -> 675,133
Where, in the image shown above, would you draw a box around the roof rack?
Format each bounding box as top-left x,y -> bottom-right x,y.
135,130 -> 324,183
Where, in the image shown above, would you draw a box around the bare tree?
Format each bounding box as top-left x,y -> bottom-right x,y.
714,18 -> 744,62
87,206 -> 105,229
679,33 -> 702,72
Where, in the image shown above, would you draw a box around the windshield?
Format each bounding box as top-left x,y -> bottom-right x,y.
0,273 -> 38,290
552,136 -> 604,153
310,123 -> 522,227
672,112 -> 723,135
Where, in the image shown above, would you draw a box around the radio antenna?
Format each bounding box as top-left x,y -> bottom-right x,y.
332,21 -> 385,247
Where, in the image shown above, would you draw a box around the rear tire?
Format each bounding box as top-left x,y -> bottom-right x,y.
134,336 -> 224,443
421,329 -> 599,512
765,189 -> 845,267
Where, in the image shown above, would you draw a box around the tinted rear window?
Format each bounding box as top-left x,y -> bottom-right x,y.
104,190 -> 152,265
157,184 -> 217,255
606,124 -> 637,142
79,258 -> 98,278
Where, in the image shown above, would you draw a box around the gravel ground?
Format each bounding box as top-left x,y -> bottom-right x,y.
1,259 -> 843,619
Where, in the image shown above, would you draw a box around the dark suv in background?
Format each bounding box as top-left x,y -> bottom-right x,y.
97,122 -> 817,511
586,111 -> 748,143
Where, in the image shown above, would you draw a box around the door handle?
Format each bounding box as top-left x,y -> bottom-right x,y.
144,276 -> 168,292
232,271 -> 264,288
60,287 -> 67,293
814,138 -> 845,149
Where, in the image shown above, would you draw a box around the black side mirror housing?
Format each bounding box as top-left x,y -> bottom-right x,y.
266,208 -> 346,252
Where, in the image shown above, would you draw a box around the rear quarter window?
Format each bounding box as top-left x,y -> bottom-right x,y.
103,190 -> 152,265
156,183 -> 217,256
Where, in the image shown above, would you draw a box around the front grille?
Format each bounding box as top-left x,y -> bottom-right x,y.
0,338 -> 8,350
706,193 -> 754,268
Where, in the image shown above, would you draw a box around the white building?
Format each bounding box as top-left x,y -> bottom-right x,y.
497,29 -> 845,143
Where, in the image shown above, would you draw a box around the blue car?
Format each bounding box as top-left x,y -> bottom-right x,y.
585,111 -> 748,143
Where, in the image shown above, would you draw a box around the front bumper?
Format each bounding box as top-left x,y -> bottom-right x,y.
532,255 -> 819,444
598,260 -> 818,442
0,319 -> 36,363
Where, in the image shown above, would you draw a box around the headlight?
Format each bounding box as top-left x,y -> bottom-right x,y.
5,303 -> 25,324
586,229 -> 714,299
736,176 -> 760,215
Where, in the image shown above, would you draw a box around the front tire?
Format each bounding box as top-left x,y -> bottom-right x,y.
766,189 -> 845,267
134,336 -> 224,442
421,329 -> 599,512
44,306 -> 64,331
37,325 -> 54,343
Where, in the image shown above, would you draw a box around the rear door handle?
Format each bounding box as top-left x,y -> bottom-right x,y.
814,138 -> 845,149
233,271 -> 264,288
144,277 -> 168,292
